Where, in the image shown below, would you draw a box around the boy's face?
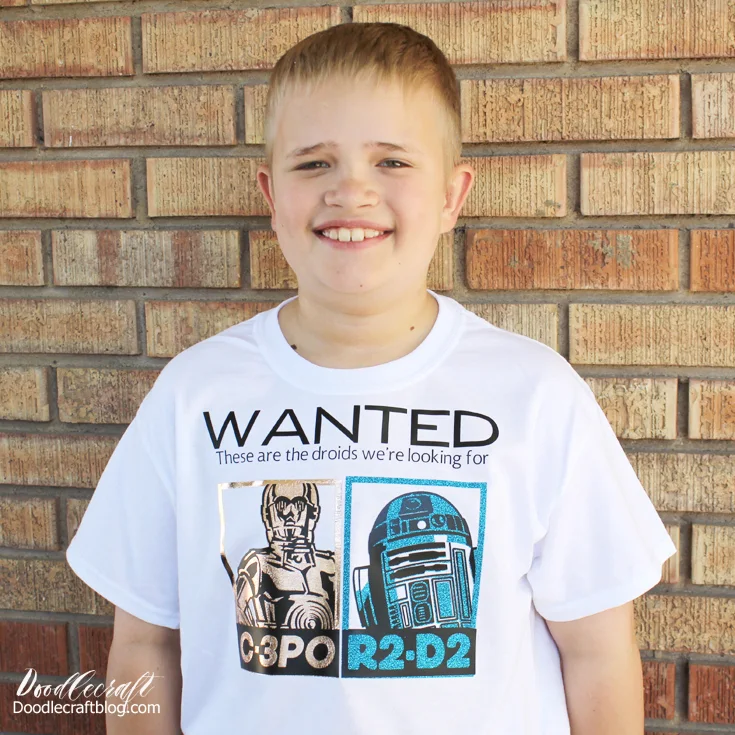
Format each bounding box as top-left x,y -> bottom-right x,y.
257,76 -> 474,300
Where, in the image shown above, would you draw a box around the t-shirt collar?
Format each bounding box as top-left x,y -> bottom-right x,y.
254,290 -> 463,394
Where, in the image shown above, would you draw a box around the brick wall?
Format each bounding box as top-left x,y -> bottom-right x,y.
1,0 -> 734,732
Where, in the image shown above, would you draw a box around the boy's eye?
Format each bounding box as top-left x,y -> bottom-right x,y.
296,159 -> 408,170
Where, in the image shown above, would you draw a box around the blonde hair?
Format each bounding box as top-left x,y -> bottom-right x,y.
263,22 -> 461,183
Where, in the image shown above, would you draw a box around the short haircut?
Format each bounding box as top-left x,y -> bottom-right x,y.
263,22 -> 461,183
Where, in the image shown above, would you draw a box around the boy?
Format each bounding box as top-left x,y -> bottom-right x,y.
66,22 -> 677,735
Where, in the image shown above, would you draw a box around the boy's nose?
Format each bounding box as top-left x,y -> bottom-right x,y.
324,178 -> 379,207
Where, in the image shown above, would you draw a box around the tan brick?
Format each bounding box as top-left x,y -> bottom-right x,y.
628,452 -> 735,514
0,231 -> 44,285
690,380 -> 735,440
0,299 -> 137,354
142,7 -> 341,73
354,1 -> 566,64
461,303 -> 558,351
0,18 -> 133,79
466,229 -> 678,291
461,75 -> 678,143
581,151 -> 735,215
66,497 -> 88,541
635,594 -> 735,655
661,524 -> 680,585
147,158 -> 267,217
688,664 -> 735,723
428,232 -> 454,291
642,661 -> 676,720
0,90 -> 35,148
249,230 -> 453,291
0,558 -> 112,614
690,230 -> 735,292
0,367 -> 49,421
249,231 -> 297,290
57,368 -> 159,424
243,85 -> 268,145
43,86 -> 236,148
78,625 -> 113,676
580,0 -> 735,60
0,160 -> 132,218
31,0 -> 117,5
52,230 -> 241,288
0,497 -> 57,550
692,525 -> 735,586
0,434 -> 116,488
0,621 -> 68,676
692,73 -> 735,139
569,304 -> 735,366
462,155 -> 566,218
0,0 -> 25,6
145,301 -> 272,357
583,377 -> 677,440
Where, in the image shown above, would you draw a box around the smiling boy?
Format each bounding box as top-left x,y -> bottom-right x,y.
258,48 -> 472,369
66,22 -> 676,735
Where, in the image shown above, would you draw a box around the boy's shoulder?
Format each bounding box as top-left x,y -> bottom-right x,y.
145,304 -> 271,397
455,299 -> 586,393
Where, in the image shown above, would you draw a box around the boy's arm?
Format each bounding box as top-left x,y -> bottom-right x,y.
106,607 -> 183,735
546,602 -> 645,735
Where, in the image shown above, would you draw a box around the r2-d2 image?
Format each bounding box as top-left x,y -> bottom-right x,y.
353,492 -> 475,630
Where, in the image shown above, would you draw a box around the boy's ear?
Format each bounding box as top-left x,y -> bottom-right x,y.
256,164 -> 277,228
440,163 -> 475,234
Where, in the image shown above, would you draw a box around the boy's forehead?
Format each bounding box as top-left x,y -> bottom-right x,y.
274,78 -> 441,159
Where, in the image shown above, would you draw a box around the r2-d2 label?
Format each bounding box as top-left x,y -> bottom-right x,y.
342,628 -> 476,677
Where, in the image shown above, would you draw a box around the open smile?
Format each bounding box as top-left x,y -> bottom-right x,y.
313,229 -> 393,250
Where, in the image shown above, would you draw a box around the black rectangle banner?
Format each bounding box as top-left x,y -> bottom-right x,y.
341,627 -> 476,678
237,625 -> 340,677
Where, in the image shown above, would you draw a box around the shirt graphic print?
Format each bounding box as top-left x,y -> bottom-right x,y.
221,479 -> 341,677
219,471 -> 488,679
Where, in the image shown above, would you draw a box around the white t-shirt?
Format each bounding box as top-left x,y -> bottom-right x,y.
66,290 -> 676,735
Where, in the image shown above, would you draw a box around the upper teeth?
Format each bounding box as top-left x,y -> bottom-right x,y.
320,227 -> 385,242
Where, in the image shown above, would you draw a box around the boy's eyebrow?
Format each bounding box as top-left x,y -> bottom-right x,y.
286,141 -> 415,159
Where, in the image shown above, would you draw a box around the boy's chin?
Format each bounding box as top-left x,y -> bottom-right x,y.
305,271 -> 398,298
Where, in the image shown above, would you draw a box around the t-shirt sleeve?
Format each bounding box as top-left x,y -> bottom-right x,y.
65,377 -> 179,629
526,369 -> 677,623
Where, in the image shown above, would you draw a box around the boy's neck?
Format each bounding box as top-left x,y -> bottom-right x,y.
276,288 -> 439,369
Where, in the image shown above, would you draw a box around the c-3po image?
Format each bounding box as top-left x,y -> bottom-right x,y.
353,491 -> 475,629
235,481 -> 336,630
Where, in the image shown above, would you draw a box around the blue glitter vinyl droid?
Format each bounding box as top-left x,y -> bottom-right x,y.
353,492 -> 476,630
